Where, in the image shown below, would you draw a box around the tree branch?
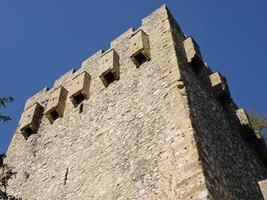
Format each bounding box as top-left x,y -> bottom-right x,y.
0,97 -> 14,108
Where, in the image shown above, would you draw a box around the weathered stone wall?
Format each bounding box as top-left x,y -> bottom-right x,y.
167,8 -> 267,199
5,5 -> 267,200
6,5 -> 208,200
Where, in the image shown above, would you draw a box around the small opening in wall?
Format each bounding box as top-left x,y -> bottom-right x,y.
22,127 -> 33,139
79,103 -> 84,113
50,110 -> 59,121
73,93 -> 85,107
24,127 -> 33,135
134,52 -> 147,67
103,71 -> 115,86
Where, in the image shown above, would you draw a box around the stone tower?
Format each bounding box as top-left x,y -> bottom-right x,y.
5,5 -> 267,200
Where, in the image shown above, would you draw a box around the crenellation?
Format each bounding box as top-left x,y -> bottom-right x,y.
53,68 -> 76,89
19,102 -> 44,139
235,108 -> 256,140
236,108 -> 251,130
69,71 -> 91,107
234,107 -> 267,167
111,28 -> 134,49
45,86 -> 68,124
99,49 -> 120,87
183,37 -> 202,61
209,72 -> 230,101
129,29 -> 151,67
5,5 -> 267,200
23,87 -> 50,111
81,49 -> 104,76
110,28 -> 134,73
141,4 -> 169,33
168,4 -> 267,199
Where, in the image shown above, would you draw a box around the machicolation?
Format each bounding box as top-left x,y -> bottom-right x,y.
5,4 -> 267,200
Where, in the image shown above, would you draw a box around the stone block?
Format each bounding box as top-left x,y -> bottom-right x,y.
236,108 -> 250,127
183,37 -> 202,62
258,180 -> 267,199
19,102 -> 44,139
53,69 -> 76,88
236,109 -> 267,156
23,87 -> 49,111
183,37 -> 203,70
235,108 -> 261,143
99,49 -> 120,87
69,71 -> 91,107
45,86 -> 68,124
130,29 -> 150,67
236,108 -> 251,137
209,72 -> 230,100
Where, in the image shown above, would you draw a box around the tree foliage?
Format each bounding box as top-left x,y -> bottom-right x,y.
0,154 -> 21,200
0,97 -> 14,123
247,109 -> 267,136
0,97 -> 21,199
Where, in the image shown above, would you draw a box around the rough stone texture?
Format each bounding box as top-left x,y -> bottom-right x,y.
236,108 -> 250,127
168,6 -> 267,199
209,72 -> 230,100
53,69 -> 76,89
69,71 -> 91,107
130,29 -> 151,67
45,86 -> 68,123
19,102 -> 44,139
5,5 -> 267,200
22,87 -> 50,111
99,49 -> 120,87
183,37 -> 202,63
259,178 -> 267,199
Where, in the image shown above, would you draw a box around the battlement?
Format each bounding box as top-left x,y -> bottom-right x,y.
7,5 -> 267,200
18,8 -> 161,132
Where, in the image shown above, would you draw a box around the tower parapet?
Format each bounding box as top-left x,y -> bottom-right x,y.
99,49 -> 120,87
19,102 -> 44,139
45,86 -> 68,124
69,71 -> 91,107
6,5 -> 267,200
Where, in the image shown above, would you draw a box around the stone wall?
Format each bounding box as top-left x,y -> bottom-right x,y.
6,5 -> 208,200
5,4 -> 267,200
167,7 -> 267,199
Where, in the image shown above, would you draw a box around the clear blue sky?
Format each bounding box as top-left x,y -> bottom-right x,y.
0,0 -> 266,153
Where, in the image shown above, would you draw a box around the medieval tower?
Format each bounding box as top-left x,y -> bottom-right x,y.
4,5 -> 267,200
